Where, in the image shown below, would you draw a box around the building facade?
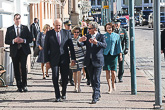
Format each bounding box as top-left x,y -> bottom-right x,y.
0,0 -> 73,73
119,0 -> 165,15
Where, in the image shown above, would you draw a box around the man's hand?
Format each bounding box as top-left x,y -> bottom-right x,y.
124,48 -> 128,55
161,50 -> 163,54
119,55 -> 123,62
89,38 -> 97,45
33,38 -> 36,41
17,37 -> 24,44
14,37 -> 18,43
39,45 -> 43,50
71,60 -> 76,66
79,35 -> 87,42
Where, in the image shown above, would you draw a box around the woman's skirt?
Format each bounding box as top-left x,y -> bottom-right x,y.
103,53 -> 118,72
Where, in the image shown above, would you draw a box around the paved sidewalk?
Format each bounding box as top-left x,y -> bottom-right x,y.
0,26 -> 165,110
1,61 -> 164,110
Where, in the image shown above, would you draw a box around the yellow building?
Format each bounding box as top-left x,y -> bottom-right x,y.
29,0 -> 71,30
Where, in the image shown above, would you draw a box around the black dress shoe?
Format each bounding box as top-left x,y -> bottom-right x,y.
70,80 -> 74,86
87,80 -> 90,85
61,96 -> 66,100
22,87 -> 28,92
115,79 -> 117,83
16,88 -> 22,92
119,79 -> 123,83
55,98 -> 62,102
90,99 -> 97,104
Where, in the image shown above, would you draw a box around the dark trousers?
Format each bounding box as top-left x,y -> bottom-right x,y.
87,60 -> 101,100
118,54 -> 125,80
68,69 -> 73,82
84,67 -> 90,82
51,63 -> 69,99
11,48 -> 27,89
33,41 -> 36,50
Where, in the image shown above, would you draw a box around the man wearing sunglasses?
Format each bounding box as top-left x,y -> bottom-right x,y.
5,13 -> 33,92
78,21 -> 107,104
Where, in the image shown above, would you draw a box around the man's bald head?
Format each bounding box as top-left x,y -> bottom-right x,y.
53,19 -> 62,32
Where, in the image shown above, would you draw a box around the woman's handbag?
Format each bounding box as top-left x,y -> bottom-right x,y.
69,62 -> 78,70
33,46 -> 40,57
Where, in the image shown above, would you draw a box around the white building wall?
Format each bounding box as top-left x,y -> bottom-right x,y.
0,0 -> 29,28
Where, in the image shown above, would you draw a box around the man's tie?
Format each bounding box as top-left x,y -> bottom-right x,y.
17,26 -> 21,49
17,26 -> 20,36
91,35 -> 94,47
57,32 -> 61,45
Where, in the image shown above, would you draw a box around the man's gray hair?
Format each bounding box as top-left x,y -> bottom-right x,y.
88,21 -> 98,30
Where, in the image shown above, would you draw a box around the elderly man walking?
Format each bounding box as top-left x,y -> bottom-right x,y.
44,19 -> 76,102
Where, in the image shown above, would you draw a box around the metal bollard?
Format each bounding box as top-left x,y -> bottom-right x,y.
3,47 -> 14,86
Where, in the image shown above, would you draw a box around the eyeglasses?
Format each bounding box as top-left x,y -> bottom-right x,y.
88,28 -> 93,30
74,32 -> 79,33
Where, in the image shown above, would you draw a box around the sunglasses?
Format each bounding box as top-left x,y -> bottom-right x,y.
88,28 -> 93,30
74,32 -> 79,33
16,17 -> 21,20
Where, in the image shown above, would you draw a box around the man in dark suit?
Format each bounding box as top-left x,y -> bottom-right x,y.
30,18 -> 40,50
78,21 -> 107,104
44,19 -> 76,102
5,13 -> 33,92
63,20 -> 74,86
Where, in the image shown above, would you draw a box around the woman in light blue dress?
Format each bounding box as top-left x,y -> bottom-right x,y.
36,24 -> 50,79
103,22 -> 122,93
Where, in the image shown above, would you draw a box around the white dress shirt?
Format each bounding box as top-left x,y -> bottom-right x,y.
12,24 -> 26,44
14,24 -> 21,37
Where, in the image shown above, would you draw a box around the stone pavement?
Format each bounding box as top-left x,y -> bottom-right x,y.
0,26 -> 165,110
1,62 -> 164,110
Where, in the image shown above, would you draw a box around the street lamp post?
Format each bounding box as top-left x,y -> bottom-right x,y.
60,0 -> 66,28
153,0 -> 162,109
129,0 -> 137,95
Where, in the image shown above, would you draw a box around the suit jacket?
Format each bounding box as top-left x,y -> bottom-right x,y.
103,32 -> 122,56
30,23 -> 39,39
44,29 -> 76,67
114,28 -> 129,54
78,33 -> 107,67
5,25 -> 33,57
161,29 -> 165,54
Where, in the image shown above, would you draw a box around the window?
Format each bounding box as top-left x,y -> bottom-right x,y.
123,0 -> 125,4
44,2 -> 46,19
68,0 -> 71,15
144,0 -> 149,3
97,0 -> 101,5
91,0 -> 95,5
47,3 -> 49,19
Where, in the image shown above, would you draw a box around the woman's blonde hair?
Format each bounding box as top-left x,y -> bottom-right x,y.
43,24 -> 50,31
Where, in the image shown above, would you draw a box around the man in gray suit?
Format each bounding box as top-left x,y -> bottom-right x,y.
44,19 -> 76,102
